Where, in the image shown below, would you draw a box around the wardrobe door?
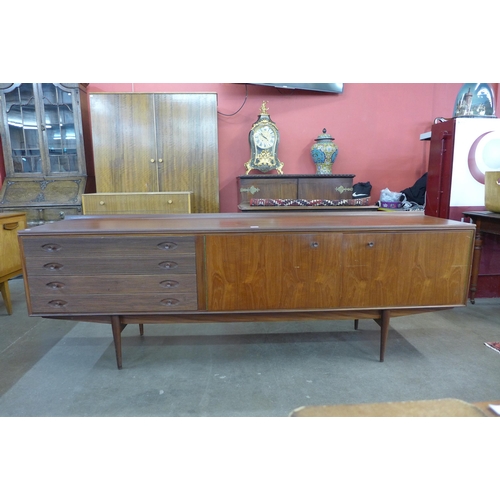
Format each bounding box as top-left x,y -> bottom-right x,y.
90,93 -> 159,193
155,93 -> 219,213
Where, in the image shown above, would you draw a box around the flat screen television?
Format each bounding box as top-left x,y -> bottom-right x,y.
249,83 -> 344,94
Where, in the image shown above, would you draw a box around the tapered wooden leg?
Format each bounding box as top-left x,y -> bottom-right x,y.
354,319 -> 359,330
139,324 -> 144,336
375,310 -> 391,362
0,280 -> 13,315
111,316 -> 124,369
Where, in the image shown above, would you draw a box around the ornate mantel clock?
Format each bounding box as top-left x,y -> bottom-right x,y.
244,101 -> 284,175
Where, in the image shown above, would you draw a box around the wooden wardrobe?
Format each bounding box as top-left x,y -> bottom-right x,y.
88,92 -> 219,213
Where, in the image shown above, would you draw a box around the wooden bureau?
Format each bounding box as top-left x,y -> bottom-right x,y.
17,212 -> 475,369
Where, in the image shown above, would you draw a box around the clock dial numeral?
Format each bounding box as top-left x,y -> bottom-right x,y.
254,125 -> 276,149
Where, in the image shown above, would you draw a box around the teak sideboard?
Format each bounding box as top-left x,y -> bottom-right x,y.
17,212 -> 475,369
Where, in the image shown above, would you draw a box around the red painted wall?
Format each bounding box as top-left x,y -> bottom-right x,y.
1,83 -> 499,214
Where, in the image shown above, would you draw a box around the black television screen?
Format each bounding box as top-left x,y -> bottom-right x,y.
249,83 -> 344,94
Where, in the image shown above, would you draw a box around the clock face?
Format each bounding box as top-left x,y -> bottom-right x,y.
254,125 -> 276,149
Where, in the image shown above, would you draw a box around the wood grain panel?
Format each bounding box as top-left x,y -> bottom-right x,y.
90,93 -> 159,192
205,233 -> 343,311
340,231 -> 473,308
155,93 -> 219,213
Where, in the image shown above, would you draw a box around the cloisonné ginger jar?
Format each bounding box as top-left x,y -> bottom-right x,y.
310,128 -> 338,174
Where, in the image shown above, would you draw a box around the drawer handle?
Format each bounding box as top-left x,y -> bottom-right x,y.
310,242 -> 319,248
160,298 -> 180,307
41,243 -> 62,252
159,280 -> 180,288
367,242 -> 375,248
44,262 -> 64,271
158,242 -> 178,250
46,281 -> 65,290
3,222 -> 19,230
48,300 -> 67,308
158,261 -> 178,269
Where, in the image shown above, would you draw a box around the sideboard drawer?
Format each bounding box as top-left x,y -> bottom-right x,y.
24,255 -> 197,276
27,274 -> 198,296
29,292 -> 198,314
21,235 -> 196,258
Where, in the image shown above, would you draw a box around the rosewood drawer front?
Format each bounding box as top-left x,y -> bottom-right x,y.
27,274 -> 198,295
21,236 -> 196,258
29,292 -> 198,314
24,256 -> 197,276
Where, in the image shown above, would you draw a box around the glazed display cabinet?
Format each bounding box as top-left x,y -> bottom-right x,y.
0,83 -> 94,225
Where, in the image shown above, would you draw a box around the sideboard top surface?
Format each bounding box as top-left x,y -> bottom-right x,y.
18,212 -> 474,236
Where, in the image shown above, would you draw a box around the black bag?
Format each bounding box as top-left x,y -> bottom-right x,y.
400,173 -> 427,205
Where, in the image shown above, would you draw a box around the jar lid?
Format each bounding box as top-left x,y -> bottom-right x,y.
315,128 -> 335,141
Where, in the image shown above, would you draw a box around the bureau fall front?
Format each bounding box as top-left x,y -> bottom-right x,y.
17,212 -> 475,368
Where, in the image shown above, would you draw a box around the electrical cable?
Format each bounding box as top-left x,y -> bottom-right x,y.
217,84 -> 248,116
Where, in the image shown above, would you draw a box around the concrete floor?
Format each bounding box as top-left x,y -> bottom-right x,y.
1,276 -> 499,417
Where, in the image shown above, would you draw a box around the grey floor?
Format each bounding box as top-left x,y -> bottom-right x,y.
1,276 -> 499,417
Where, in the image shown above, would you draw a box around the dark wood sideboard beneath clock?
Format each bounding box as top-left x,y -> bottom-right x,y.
17,212 -> 475,369
237,174 -> 377,211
